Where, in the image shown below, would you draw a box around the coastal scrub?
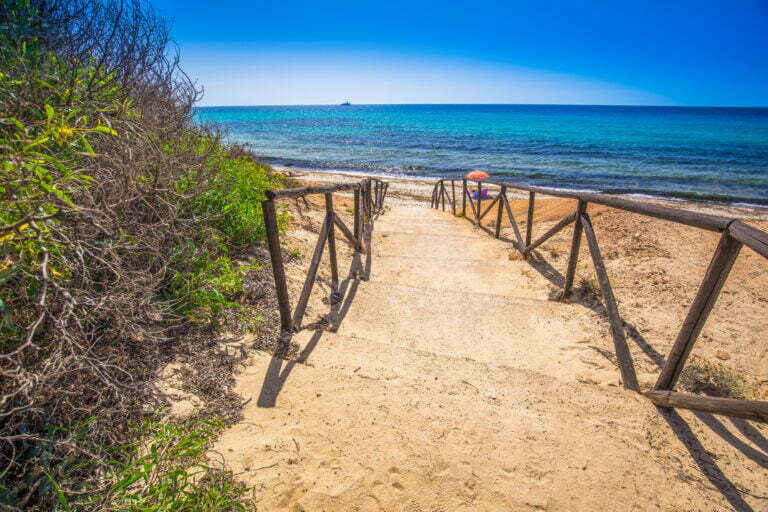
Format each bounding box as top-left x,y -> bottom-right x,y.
0,0 -> 282,507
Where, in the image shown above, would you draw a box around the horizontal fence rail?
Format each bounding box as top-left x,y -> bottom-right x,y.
431,177 -> 767,422
263,178 -> 389,336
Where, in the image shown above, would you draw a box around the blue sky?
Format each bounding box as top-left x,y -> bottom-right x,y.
153,0 -> 768,106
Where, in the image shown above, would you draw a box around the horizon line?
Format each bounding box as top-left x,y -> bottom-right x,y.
195,102 -> 768,109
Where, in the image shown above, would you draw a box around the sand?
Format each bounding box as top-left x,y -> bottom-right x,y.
205,170 -> 767,510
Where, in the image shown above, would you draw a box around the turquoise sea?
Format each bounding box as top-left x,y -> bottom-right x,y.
195,105 -> 768,206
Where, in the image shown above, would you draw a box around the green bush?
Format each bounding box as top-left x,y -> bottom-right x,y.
0,0 -> 284,507
167,237 -> 255,325
189,156 -> 288,246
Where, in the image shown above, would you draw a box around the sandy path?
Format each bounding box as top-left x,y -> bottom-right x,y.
216,200 -> 767,511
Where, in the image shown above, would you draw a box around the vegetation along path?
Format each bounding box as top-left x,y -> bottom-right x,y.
217,202 -> 767,511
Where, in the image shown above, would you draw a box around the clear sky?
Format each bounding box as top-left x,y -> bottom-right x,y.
152,0 -> 768,107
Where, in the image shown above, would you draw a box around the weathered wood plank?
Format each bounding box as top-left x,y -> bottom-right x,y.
494,186 -> 505,239
654,231 -> 742,390
563,200 -> 587,297
436,178 -> 732,232
729,220 -> 768,258
354,188 -> 361,240
464,180 -> 479,220
462,179 -> 467,217
476,181 -> 483,226
581,213 -> 639,391
478,194 -> 501,223
441,181 -> 447,211
451,180 -> 457,215
292,215 -> 331,330
262,199 -> 292,333
325,194 -> 339,296
523,212 -> 577,257
525,191 -> 536,247
267,182 -> 359,199
501,194 -> 524,249
646,390 -> 768,423
475,179 -> 732,232
333,213 -> 362,252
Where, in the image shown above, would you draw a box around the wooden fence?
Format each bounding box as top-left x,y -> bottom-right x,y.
431,178 -> 768,423
262,178 -> 389,335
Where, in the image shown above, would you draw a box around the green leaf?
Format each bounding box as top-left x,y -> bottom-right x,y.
29,151 -> 67,173
45,104 -> 55,122
78,133 -> 94,154
44,471 -> 71,511
22,135 -> 50,152
0,266 -> 18,285
3,117 -> 25,131
91,125 -> 118,136
39,182 -> 74,207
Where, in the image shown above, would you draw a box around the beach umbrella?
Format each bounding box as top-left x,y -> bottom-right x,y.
466,170 -> 490,179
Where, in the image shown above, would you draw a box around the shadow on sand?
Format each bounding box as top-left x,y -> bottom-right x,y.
257,229 -> 371,408
258,209 -> 766,509
478,213 -> 766,511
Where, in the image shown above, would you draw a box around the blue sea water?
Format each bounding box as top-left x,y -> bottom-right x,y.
194,104 -> 768,206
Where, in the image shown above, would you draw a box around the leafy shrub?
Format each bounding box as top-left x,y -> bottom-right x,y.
167,237 -> 256,325
8,420 -> 252,511
188,156 -> 288,246
0,0 -> 283,507
89,420 -> 250,512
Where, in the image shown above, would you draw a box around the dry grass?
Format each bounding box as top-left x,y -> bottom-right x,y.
679,356 -> 762,400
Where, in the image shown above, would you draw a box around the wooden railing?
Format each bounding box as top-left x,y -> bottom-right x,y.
431,177 -> 768,422
262,178 -> 388,336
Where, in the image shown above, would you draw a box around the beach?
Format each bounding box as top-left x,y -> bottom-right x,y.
209,169 -> 768,510
280,166 -> 768,221
9,0 -> 767,507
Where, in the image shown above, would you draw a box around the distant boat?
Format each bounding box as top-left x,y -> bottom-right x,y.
340,101 -> 351,106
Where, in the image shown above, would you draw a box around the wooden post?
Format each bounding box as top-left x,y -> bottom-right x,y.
441,182 -> 446,211
462,179 -> 467,217
501,194 -> 524,249
563,200 -> 587,298
645,390 -> 768,422
476,181 -> 482,226
292,216 -> 331,329
526,191 -> 536,247
654,231 -> 742,390
262,199 -> 292,334
451,180 -> 456,215
325,194 -> 339,297
477,194 -> 501,223
522,212 -> 576,256
581,213 -> 639,391
495,186 -> 505,238
464,182 -> 479,221
729,220 -> 768,258
368,180 -> 373,222
353,188 -> 361,243
333,215 -> 362,252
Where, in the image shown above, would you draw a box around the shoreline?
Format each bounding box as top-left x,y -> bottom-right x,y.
273,166 -> 768,222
